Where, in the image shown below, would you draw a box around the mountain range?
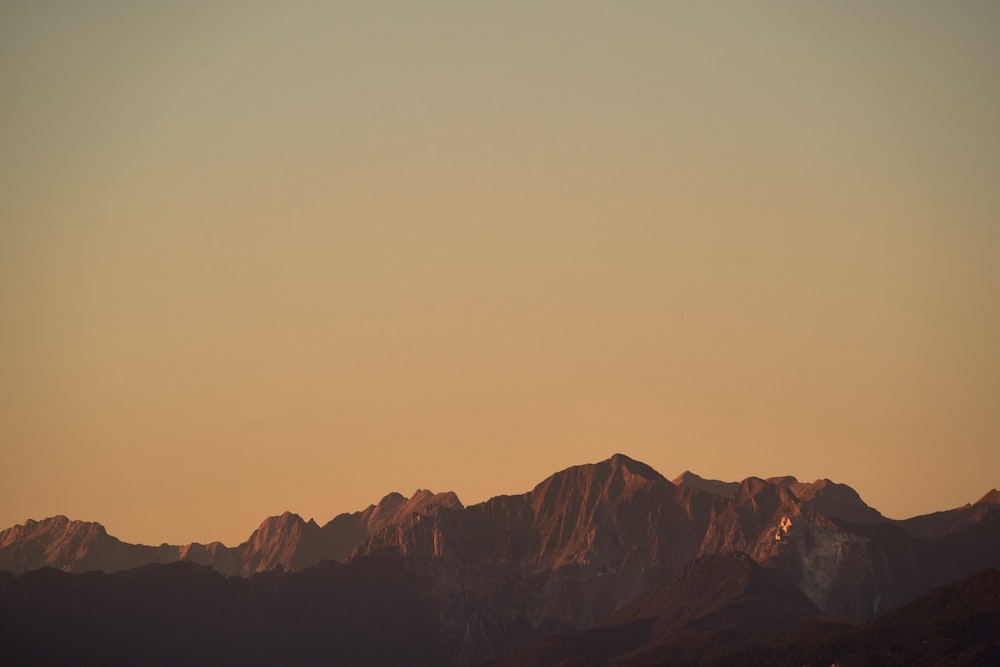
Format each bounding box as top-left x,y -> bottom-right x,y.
0,488 -> 462,577
2,453 -> 998,665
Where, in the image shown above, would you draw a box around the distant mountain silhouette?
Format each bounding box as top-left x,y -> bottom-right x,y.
0,557 -> 444,666
493,552 -> 828,666
3,556 -> 995,666
897,488 -> 1000,539
0,516 -> 180,574
494,564 -> 1000,666
2,453 -> 998,665
0,489 -> 463,576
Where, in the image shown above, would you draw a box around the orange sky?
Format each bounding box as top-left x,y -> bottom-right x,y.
2,3 -> 998,547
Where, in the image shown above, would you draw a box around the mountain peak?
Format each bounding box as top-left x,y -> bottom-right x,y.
396,489 -> 464,518
375,492 -> 407,511
672,471 -> 739,498
789,479 -> 884,525
976,489 -> 1000,505
35,515 -> 70,525
0,516 -> 109,547
535,454 -> 665,495
251,512 -> 310,538
605,453 -> 665,481
266,511 -> 307,527
736,476 -> 769,494
0,516 -> 145,574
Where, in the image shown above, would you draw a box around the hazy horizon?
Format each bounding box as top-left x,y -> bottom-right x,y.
3,2 -> 998,547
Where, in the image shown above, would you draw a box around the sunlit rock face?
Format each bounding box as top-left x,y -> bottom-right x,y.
226,490 -> 466,575
359,454 -> 711,663
356,460 -> 875,661
3,455 -> 998,665
0,516 -> 179,574
0,489 -> 464,577
358,457 -> 1000,661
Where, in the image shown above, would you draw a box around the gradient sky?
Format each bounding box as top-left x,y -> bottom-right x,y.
2,2 -> 998,547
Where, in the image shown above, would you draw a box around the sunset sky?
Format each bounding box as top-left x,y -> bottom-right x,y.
2,2 -> 998,547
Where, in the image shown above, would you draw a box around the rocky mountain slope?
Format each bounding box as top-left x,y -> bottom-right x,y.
494,563 -> 1000,667
353,454 -> 998,662
492,551 -> 830,666
0,516 -> 176,574
0,489 -> 462,576
897,487 -> 1000,539
2,454 -> 997,664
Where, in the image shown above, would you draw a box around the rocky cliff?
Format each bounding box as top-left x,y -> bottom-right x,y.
3,454 -> 997,665
0,489 -> 463,576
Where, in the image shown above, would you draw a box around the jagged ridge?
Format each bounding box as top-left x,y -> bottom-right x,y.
0,489 -> 463,577
2,454 -> 997,665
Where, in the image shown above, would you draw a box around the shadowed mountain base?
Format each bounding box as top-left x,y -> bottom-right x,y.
0,557 -> 445,667
493,565 -> 1000,667
2,454 -> 998,665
